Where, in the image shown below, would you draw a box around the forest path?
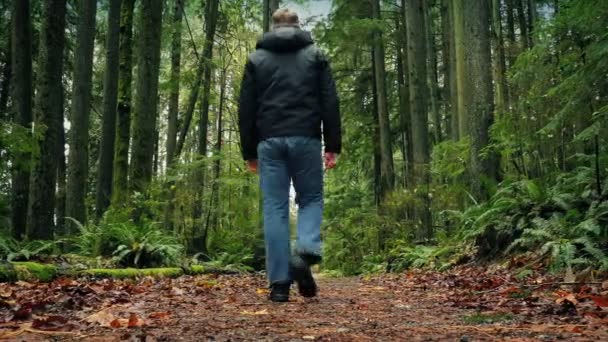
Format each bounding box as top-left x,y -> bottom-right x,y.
3,267 -> 608,341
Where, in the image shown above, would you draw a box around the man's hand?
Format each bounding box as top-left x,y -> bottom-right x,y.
247,160 -> 258,173
324,152 -> 337,170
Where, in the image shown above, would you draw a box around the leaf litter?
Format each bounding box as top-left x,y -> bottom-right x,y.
0,266 -> 606,340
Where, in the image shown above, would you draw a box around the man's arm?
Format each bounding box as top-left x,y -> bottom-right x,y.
238,59 -> 258,161
318,52 -> 342,154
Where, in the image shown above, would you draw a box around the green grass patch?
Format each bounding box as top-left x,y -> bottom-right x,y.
82,267 -> 184,279
462,312 -> 514,325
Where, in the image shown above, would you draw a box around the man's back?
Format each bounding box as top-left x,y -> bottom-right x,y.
249,28 -> 323,142
238,25 -> 340,161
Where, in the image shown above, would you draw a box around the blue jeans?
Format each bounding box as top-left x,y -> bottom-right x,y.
258,136 -> 323,284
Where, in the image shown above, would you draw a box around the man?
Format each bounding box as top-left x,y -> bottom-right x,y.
238,8 -> 341,302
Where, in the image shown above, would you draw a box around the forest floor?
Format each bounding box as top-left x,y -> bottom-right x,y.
1,266 -> 607,341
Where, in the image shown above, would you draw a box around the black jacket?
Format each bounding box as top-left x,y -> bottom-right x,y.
238,27 -> 341,161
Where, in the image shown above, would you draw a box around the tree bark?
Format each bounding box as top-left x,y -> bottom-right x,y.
129,0 -> 164,193
464,0 -> 499,199
211,69 -> 226,230
441,0 -> 458,140
67,0 -> 97,228
405,0 -> 432,240
396,2 -> 413,188
425,0 -> 441,143
10,0 -> 33,239
111,0 -> 136,206
371,0 -> 395,198
26,0 -> 66,240
56,116 -> 66,235
505,0 -> 517,66
453,0 -> 467,139
371,51 -> 381,207
526,0 -> 536,48
191,0 -> 219,252
166,0 -> 183,166
492,0 -> 509,114
95,0 -> 122,219
0,43 -> 10,119
516,0 -> 529,50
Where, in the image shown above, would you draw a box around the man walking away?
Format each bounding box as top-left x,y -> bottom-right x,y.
238,8 -> 341,302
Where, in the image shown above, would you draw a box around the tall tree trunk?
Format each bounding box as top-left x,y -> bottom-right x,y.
211,69 -> 226,230
505,0 -> 517,67
425,0 -> 441,143
191,0 -> 219,253
526,0 -> 536,48
405,0 -> 432,240
26,0 -> 66,240
441,0 -> 458,140
371,0 -> 395,199
464,0 -> 499,200
516,0 -> 529,50
453,0 -> 467,139
10,0 -> 33,239
371,51 -> 381,207
0,45 -> 10,118
129,0 -> 163,193
166,0 -> 183,166
396,2 -> 413,188
492,0 -> 509,114
95,0 -> 121,219
67,0 -> 97,228
111,0 -> 135,206
56,117 -> 66,235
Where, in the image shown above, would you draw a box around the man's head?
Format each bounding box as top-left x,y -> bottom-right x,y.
272,8 -> 300,29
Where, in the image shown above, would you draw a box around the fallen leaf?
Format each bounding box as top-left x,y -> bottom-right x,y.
0,287 -> 12,298
12,307 -> 32,320
148,312 -> 171,320
171,287 -> 184,296
85,310 -> 117,327
589,295 -> 608,307
240,309 -> 269,315
31,315 -> 70,331
256,288 -> 269,295
555,292 -> 578,305
569,326 -> 584,333
14,281 -> 34,289
110,318 -> 125,328
500,286 -> 521,297
128,313 -> 144,327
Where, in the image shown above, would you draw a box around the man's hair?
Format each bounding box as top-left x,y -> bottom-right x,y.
272,8 -> 299,28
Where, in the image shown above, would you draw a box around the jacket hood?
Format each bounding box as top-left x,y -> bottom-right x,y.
256,27 -> 314,53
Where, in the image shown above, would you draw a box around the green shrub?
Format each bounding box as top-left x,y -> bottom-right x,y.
112,223 -> 183,268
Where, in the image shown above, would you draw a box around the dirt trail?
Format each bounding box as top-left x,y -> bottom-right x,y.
2,268 -> 607,341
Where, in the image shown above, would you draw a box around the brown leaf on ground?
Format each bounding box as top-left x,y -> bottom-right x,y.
31,315 -> 71,331
148,312 -> 171,320
589,295 -> 608,307
0,287 -> 12,298
128,313 -> 144,327
85,310 -> 116,327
